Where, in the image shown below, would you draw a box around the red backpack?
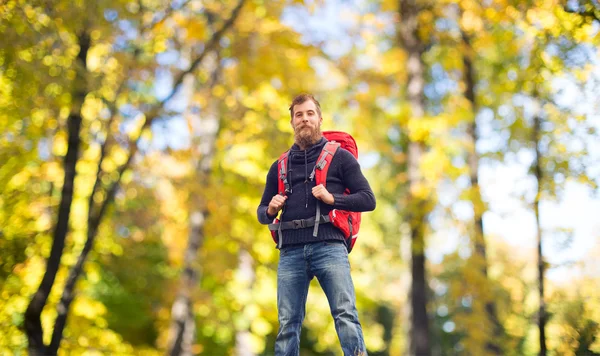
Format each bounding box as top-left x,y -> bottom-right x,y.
269,131 -> 362,252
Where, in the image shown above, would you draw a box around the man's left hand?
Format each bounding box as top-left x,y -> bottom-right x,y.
312,184 -> 335,205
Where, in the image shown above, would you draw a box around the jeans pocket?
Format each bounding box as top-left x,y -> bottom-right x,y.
280,244 -> 302,256
322,240 -> 349,261
323,240 -> 347,253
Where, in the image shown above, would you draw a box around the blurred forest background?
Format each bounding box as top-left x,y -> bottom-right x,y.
1,0 -> 600,355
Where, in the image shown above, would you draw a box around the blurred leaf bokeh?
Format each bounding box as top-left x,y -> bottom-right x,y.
1,0 -> 599,355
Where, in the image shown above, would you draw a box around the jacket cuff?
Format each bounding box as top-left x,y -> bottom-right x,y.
332,193 -> 347,209
258,206 -> 277,224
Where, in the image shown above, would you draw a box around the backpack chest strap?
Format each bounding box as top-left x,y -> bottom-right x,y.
268,215 -> 331,231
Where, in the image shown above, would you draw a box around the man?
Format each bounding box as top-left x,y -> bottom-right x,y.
257,93 -> 376,355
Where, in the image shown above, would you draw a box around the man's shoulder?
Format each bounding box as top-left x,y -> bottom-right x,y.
333,146 -> 357,162
270,149 -> 290,166
274,148 -> 292,160
268,159 -> 278,172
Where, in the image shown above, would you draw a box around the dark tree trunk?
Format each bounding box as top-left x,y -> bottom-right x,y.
49,179 -> 127,354
398,0 -> 430,354
24,30 -> 90,356
461,30 -> 503,355
411,231 -> 430,356
532,114 -> 546,356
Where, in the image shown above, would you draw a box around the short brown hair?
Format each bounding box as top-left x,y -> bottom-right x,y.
289,93 -> 321,119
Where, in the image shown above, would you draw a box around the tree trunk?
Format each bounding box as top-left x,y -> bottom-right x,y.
398,0 -> 430,354
410,235 -> 429,356
167,52 -> 222,355
461,30 -> 503,355
234,250 -> 256,356
167,210 -> 206,356
49,195 -> 124,353
24,30 -> 90,356
532,114 -> 546,356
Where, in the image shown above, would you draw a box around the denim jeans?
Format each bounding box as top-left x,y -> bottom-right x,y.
275,241 -> 367,356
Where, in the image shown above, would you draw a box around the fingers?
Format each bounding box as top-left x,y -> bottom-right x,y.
270,197 -> 286,210
267,194 -> 287,216
312,184 -> 328,196
272,194 -> 287,206
312,184 -> 323,198
312,184 -> 334,205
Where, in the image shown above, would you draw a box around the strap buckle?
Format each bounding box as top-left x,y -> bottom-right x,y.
292,219 -> 306,229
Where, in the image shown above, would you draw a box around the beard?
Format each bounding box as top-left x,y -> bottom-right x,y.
294,124 -> 322,149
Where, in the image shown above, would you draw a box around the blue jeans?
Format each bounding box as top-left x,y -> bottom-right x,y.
275,241 -> 367,355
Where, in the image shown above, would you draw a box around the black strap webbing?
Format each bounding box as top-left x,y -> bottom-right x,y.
268,215 -> 331,232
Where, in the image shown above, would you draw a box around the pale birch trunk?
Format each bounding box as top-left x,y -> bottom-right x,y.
167,53 -> 221,355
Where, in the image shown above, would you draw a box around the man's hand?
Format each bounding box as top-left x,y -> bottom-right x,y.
312,184 -> 335,205
267,194 -> 287,216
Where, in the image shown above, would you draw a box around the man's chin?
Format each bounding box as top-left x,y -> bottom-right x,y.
295,133 -> 321,148
298,131 -> 312,140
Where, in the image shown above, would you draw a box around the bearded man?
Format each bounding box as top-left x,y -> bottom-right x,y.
257,93 -> 376,355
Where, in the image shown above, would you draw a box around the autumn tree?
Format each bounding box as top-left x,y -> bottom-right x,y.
0,0 -> 247,354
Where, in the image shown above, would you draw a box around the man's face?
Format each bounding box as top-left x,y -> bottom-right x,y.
291,100 -> 322,147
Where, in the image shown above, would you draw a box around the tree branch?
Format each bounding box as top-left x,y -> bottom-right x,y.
564,5 -> 600,23
140,0 -> 195,34
160,0 -> 246,105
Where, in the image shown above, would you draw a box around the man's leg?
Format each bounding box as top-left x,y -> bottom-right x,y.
276,244 -> 311,356
312,241 -> 367,355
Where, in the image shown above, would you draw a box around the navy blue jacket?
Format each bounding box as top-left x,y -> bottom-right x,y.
257,137 -> 376,247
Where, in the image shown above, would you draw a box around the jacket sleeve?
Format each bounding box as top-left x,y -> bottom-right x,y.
257,160 -> 279,224
331,149 -> 376,212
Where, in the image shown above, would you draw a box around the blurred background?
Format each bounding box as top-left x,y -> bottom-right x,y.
1,0 -> 599,355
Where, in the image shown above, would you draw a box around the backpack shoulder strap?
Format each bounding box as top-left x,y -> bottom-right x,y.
312,141 -> 340,187
311,141 -> 340,237
277,150 -> 291,195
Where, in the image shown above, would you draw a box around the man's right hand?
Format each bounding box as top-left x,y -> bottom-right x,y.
267,194 -> 287,217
